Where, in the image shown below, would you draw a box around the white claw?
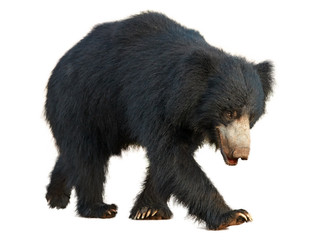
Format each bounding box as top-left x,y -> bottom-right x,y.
146,209 -> 151,218
141,212 -> 146,219
246,213 -> 253,222
151,210 -> 158,216
238,213 -> 248,221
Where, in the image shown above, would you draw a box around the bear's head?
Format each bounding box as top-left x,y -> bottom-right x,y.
187,51 -> 274,166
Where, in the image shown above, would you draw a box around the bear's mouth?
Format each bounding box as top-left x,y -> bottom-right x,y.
220,151 -> 239,166
216,128 -> 239,166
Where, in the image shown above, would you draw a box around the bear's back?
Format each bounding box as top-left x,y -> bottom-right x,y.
92,12 -> 205,48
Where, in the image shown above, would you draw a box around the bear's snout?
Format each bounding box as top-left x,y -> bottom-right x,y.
216,114 -> 251,166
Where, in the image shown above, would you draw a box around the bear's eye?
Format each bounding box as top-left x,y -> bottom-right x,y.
225,112 -> 232,120
224,111 -> 237,121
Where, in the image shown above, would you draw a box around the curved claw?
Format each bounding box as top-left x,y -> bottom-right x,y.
246,213 -> 253,222
151,210 -> 158,216
134,212 -> 142,220
146,209 -> 152,218
237,211 -> 253,222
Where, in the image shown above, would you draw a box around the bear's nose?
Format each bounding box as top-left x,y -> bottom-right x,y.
232,147 -> 250,160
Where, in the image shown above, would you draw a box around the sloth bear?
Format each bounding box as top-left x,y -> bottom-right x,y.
45,12 -> 273,230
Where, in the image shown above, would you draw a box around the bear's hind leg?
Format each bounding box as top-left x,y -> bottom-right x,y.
74,150 -> 117,219
46,155 -> 72,209
129,168 -> 173,220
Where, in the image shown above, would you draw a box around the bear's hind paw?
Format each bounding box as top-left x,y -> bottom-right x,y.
78,203 -> 118,219
46,192 -> 70,209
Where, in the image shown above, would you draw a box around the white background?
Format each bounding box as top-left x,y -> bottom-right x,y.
1,0 -> 319,239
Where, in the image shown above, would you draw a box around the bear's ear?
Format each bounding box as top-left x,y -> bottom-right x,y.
255,61 -> 274,100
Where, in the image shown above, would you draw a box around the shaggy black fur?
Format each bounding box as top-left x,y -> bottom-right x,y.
45,12 -> 273,230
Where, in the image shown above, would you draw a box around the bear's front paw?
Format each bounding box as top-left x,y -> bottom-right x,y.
210,209 -> 253,230
130,206 -> 172,220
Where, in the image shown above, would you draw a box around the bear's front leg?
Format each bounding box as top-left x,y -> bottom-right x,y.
146,144 -> 252,230
129,167 -> 173,220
